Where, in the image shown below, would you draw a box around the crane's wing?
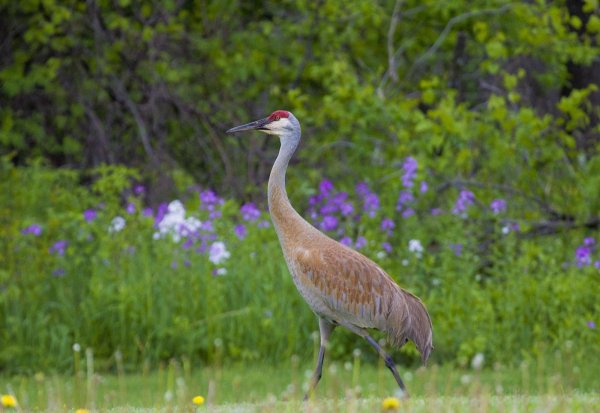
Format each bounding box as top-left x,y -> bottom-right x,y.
292,243 -> 433,361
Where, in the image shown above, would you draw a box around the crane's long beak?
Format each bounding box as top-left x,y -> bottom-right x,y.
226,117 -> 270,134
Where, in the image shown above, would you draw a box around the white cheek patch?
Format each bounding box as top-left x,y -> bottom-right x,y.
265,118 -> 291,134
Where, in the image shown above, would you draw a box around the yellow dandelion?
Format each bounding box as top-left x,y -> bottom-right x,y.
75,409 -> 90,413
192,395 -> 205,406
1,394 -> 18,408
381,396 -> 401,411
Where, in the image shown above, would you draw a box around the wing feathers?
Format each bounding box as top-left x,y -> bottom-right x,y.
292,243 -> 433,362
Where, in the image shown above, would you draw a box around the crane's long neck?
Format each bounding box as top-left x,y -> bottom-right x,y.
268,133 -> 309,245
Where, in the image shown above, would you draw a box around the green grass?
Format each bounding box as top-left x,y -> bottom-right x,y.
2,358 -> 599,412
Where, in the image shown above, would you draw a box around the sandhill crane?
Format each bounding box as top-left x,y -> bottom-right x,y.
227,110 -> 433,399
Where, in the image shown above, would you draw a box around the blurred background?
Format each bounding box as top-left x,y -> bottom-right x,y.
0,0 -> 599,405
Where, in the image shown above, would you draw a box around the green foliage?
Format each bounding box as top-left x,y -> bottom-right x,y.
1,0 -> 598,209
0,0 -> 599,377
1,163 -> 599,374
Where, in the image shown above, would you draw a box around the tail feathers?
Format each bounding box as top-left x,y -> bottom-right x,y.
385,289 -> 433,363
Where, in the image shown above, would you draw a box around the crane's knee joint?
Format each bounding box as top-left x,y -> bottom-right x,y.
384,355 -> 396,369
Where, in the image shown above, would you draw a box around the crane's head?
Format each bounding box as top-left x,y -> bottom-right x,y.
226,110 -> 299,137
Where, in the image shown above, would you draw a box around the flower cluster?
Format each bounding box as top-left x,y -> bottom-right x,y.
490,198 -> 507,214
153,200 -> 202,243
49,240 -> 68,256
575,237 -> 599,269
308,179 -> 354,231
22,224 -> 42,236
83,209 -> 97,222
240,202 -> 260,221
199,190 -> 224,219
396,157 -> 427,218
401,156 -> 418,188
233,202 -> 270,241
452,190 -> 475,216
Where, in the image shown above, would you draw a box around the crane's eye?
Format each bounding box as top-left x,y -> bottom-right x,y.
273,116 -> 280,121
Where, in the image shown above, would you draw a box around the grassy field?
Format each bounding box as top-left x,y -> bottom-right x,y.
1,358 -> 598,412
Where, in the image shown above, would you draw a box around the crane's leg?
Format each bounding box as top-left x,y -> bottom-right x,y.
364,334 -> 409,398
304,317 -> 336,401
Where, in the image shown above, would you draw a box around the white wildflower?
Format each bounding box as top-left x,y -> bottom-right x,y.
168,200 -> 185,216
209,241 -> 230,264
215,267 -> 227,276
154,200 -> 202,242
109,216 -> 126,233
471,352 -> 485,370
408,239 -> 423,258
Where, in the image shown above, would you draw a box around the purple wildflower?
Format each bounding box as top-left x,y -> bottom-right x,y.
234,224 -> 247,240
195,240 -> 208,254
200,221 -> 214,232
587,321 -> 596,329
339,236 -> 353,247
52,268 -> 66,277
402,208 -> 415,218
83,209 -> 97,222
184,259 -> 191,268
355,182 -> 370,197
402,157 -> 418,188
126,202 -> 136,214
381,218 -> 395,234
257,220 -> 270,228
363,192 -> 380,217
450,243 -> 463,257
583,237 -> 595,246
142,207 -> 153,217
133,184 -> 145,195
155,203 -> 168,226
22,224 -> 43,236
381,242 -> 392,253
49,240 -> 68,256
199,190 -> 222,211
490,199 -> 507,214
340,201 -> 354,216
320,203 -> 338,216
420,181 -> 428,193
309,194 -> 324,206
171,261 -> 178,269
453,190 -> 475,215
240,202 -> 261,221
396,191 -> 414,211
319,179 -> 334,196
321,215 -> 338,231
575,246 -> 592,267
182,239 -> 194,249
355,236 -> 367,249
595,261 -> 600,269
431,208 -> 443,216
331,192 -> 349,203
